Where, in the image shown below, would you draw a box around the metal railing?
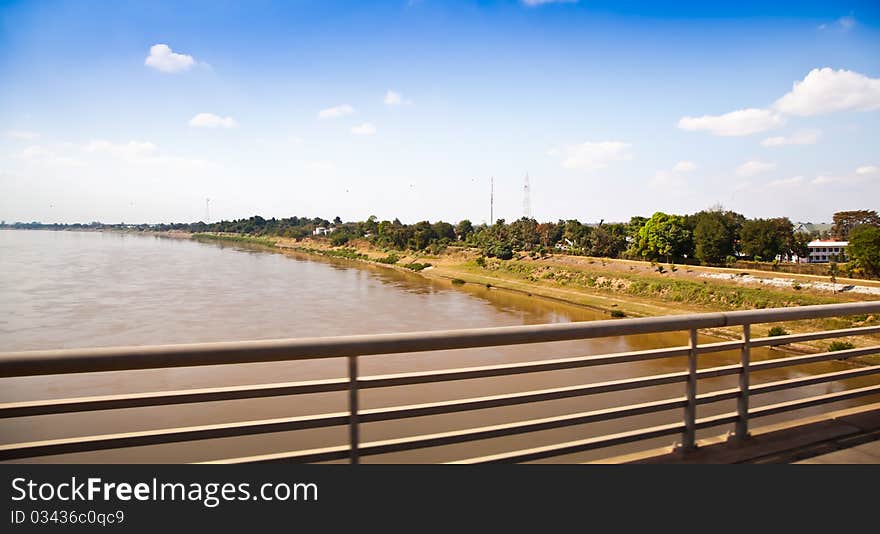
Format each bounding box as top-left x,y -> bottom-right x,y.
1,301 -> 880,463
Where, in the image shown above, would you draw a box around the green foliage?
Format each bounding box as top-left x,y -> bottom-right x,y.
632,212 -> 692,262
610,309 -> 626,318
739,218 -> 793,262
376,253 -> 400,264
404,262 -> 432,271
691,209 -> 743,265
451,278 -> 466,285
828,341 -> 855,352
848,225 -> 880,275
475,256 -> 486,267
768,326 -> 789,337
832,210 -> 880,241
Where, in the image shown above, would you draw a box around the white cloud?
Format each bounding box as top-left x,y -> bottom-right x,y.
5,130 -> 39,141
811,174 -> 844,186
384,90 -> 413,106
522,0 -> 577,5
144,44 -> 195,73
318,104 -> 355,119
736,160 -> 777,177
818,16 -> 856,31
85,140 -> 157,158
188,113 -> 238,128
650,171 -> 685,189
19,145 -> 82,167
838,16 -> 856,29
677,108 -> 784,136
772,68 -> 880,116
761,129 -> 822,147
767,176 -> 804,188
308,160 -> 335,172
856,165 -> 878,175
672,160 -> 697,172
650,161 -> 696,188
556,141 -> 632,171
20,145 -> 52,160
350,123 -> 376,136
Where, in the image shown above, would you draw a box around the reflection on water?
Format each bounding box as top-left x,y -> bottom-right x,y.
0,230 -> 877,463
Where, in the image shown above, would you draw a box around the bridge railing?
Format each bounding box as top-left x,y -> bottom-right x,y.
1,301 -> 880,463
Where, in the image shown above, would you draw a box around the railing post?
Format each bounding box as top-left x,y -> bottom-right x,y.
682,328 -> 698,452
348,356 -> 359,464
734,323 -> 751,440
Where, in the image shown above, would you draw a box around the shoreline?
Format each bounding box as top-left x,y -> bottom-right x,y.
180,231 -> 880,364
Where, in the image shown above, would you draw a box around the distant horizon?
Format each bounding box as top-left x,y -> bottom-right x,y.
2,1 -> 879,225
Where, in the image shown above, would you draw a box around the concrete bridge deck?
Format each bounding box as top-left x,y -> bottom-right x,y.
593,402 -> 880,464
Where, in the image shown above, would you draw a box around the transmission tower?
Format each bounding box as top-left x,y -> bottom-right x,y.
490,176 -> 494,225
523,173 -> 531,219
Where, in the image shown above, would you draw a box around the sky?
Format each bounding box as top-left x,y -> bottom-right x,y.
0,0 -> 879,225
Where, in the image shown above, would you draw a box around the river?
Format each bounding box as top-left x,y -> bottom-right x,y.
0,229 -> 874,463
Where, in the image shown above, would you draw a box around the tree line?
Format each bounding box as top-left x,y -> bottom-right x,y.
4,209 -> 879,275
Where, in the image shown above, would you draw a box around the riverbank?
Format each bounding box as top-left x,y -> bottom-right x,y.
188,232 -> 880,363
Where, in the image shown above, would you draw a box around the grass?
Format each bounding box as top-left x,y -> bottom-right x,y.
192,233 -> 277,247
404,262 -> 432,271
828,341 -> 855,352
768,326 -> 789,337
484,259 -> 843,312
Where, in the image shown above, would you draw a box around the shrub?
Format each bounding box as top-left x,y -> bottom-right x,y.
405,262 -> 432,271
828,341 -> 855,352
376,253 -> 400,264
451,278 -> 466,286
768,326 -> 789,337
610,309 -> 626,318
656,265 -> 665,274
792,282 -> 802,290
475,256 -> 486,267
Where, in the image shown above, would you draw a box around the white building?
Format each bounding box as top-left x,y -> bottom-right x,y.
312,226 -> 334,236
807,240 -> 848,263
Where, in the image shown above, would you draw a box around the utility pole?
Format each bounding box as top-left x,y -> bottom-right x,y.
523,172 -> 531,219
205,198 -> 211,224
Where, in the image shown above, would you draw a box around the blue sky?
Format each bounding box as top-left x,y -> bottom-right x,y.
1,0 -> 878,225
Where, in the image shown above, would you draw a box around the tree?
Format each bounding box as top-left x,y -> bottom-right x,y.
633,212 -> 692,263
690,209 -> 743,265
455,219 -> 474,241
739,218 -> 791,261
831,210 -> 880,240
848,225 -> 880,275
791,232 -> 812,262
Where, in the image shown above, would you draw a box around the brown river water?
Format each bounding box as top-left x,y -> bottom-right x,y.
1,229 -> 877,463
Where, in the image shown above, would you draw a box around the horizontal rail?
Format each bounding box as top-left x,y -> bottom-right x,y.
750,325 -> 880,348
204,397 -> 688,464
697,365 -> 880,405
695,345 -> 880,380
357,380 -> 688,423
748,384 -> 880,419
0,412 -> 350,461
448,422 -> 687,464
0,347 -> 687,419
3,302 -> 879,377
0,378 -> 349,419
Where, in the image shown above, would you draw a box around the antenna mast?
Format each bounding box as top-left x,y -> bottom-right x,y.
490,176 -> 494,225
523,172 -> 531,219
205,198 -> 211,224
